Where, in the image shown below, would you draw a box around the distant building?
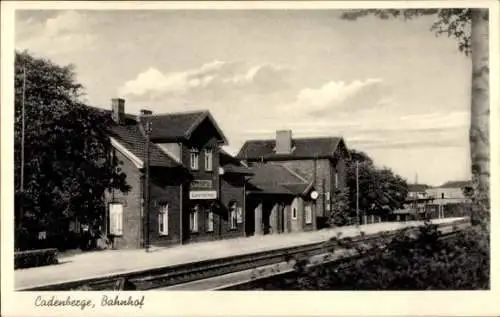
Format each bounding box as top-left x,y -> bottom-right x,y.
425,180 -> 472,205
404,184 -> 433,209
237,130 -> 349,229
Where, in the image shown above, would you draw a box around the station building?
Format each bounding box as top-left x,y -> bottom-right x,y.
237,130 -> 350,229
103,99 -> 324,249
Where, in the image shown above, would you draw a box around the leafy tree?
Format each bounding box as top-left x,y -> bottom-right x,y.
328,187 -> 351,226
345,149 -> 408,216
341,8 -> 489,226
14,51 -> 129,250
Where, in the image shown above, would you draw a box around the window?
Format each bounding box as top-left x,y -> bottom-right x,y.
109,203 -> 123,236
158,203 -> 169,235
206,209 -> 214,232
190,205 -> 199,232
190,149 -> 199,170
69,218 -> 80,233
236,207 -> 243,224
292,208 -> 297,220
229,202 -> 238,229
305,205 -> 313,224
334,172 -> 339,188
204,149 -> 213,171
441,193 -> 445,199
38,231 -> 47,240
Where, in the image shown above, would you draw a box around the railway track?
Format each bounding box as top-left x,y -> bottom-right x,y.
18,219 -> 470,291
217,223 -> 469,290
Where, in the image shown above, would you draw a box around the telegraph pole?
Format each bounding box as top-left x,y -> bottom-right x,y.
19,64 -> 27,224
356,160 -> 360,225
413,173 -> 418,209
144,119 -> 152,252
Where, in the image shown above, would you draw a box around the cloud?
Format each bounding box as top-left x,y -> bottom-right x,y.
240,110 -> 469,150
291,78 -> 387,115
16,11 -> 97,56
119,61 -> 291,99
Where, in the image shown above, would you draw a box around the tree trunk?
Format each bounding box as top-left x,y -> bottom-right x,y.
470,9 -> 490,222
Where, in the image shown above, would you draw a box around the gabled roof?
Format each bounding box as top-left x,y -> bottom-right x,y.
438,180 -> 472,188
138,111 -> 228,144
109,125 -> 180,168
219,149 -> 253,175
237,136 -> 345,160
246,163 -> 313,195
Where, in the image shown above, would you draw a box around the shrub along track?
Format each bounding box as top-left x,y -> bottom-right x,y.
18,219 -> 470,291
217,220 -> 471,290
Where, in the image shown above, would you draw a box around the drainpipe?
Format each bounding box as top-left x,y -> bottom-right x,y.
179,143 -> 184,245
243,181 -> 246,236
179,183 -> 183,245
144,119 -> 152,252
218,169 -> 222,239
139,172 -> 145,249
313,156 -> 318,229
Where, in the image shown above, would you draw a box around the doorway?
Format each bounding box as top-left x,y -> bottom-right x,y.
277,203 -> 285,233
245,204 -> 255,236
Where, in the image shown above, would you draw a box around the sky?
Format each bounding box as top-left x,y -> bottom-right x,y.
15,9 -> 472,187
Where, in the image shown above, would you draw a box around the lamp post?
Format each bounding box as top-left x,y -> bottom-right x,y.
218,167 -> 224,240
356,160 -> 360,226
144,119 -> 152,252
17,63 -> 27,229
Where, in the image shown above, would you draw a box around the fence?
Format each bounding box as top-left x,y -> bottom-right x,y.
342,203 -> 470,226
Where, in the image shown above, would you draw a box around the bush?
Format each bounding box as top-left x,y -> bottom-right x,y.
273,222 -> 489,290
15,248 -> 59,269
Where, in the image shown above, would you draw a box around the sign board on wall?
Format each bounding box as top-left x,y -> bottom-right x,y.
191,180 -> 213,189
189,190 -> 218,200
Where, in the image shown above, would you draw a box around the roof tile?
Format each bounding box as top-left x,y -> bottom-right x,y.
237,137 -> 342,160
247,163 -> 312,195
109,125 -> 179,168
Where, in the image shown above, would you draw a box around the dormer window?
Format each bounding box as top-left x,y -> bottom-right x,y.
204,149 -> 213,171
190,149 -> 199,170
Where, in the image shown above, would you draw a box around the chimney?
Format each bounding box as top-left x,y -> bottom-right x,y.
275,130 -> 292,154
140,109 -> 153,116
111,98 -> 125,124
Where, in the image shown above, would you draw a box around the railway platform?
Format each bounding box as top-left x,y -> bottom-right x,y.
15,217 -> 465,290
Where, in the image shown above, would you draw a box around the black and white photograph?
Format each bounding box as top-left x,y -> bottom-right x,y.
1,1 -> 498,316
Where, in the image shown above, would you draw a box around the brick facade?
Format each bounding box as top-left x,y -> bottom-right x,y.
239,135 -> 349,230
266,157 -> 346,222
105,118 -> 247,249
105,149 -> 143,249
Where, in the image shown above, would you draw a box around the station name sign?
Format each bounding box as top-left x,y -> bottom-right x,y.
191,180 -> 213,189
189,190 -> 218,200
